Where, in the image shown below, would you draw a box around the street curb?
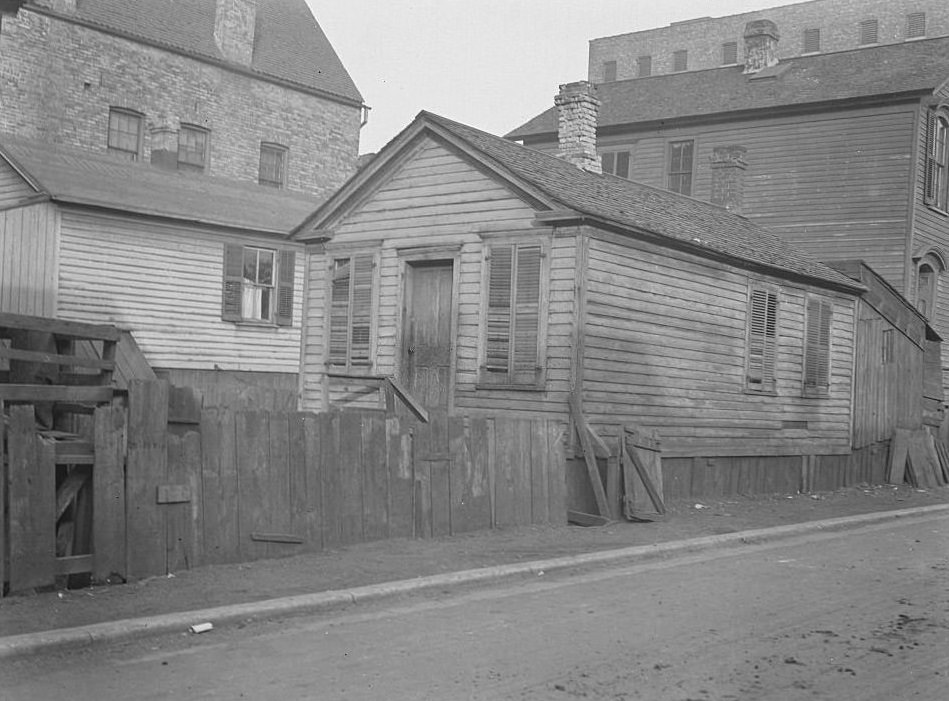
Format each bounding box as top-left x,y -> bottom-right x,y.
2,502 -> 948,660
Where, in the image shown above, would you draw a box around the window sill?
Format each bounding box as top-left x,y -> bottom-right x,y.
802,389 -> 830,399
924,203 -> 949,218
475,383 -> 545,392
743,387 -> 777,397
231,319 -> 281,329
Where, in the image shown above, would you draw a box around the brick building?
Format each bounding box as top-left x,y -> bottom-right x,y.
590,0 -> 949,84
0,0 -> 365,197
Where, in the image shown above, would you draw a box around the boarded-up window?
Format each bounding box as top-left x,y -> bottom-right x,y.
259,142 -> 288,188
907,12 -> 926,39
601,149 -> 631,178
328,254 -> 374,369
746,288 -> 778,392
602,60 -> 617,82
859,19 -> 879,45
803,27 -> 821,53
637,55 -> 652,78
721,41 -> 738,65
481,242 -> 544,386
222,244 -> 295,326
668,140 -> 694,195
673,49 -> 688,72
803,297 -> 833,396
924,111 -> 949,211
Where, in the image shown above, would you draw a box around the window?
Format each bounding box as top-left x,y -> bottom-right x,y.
259,142 -> 288,188
882,328 -> 895,365
907,12 -> 926,39
221,244 -> 295,325
328,254 -> 374,369
721,41 -> 738,65
602,60 -> 617,83
667,140 -> 694,195
859,19 -> 879,45
637,55 -> 652,78
803,27 -> 821,53
600,149 -> 631,178
803,297 -> 833,397
924,111 -> 949,211
673,49 -> 688,72
916,262 -> 938,318
107,108 -> 142,160
178,124 -> 209,172
746,288 -> 778,393
480,242 -> 545,387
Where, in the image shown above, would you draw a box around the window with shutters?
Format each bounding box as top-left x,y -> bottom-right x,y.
803,296 -> 833,397
600,149 -> 632,178
673,50 -> 688,72
602,60 -> 617,83
924,110 -> 949,212
721,41 -> 738,65
667,140 -> 694,195
221,244 -> 295,326
637,55 -> 652,78
859,19 -> 879,45
479,241 -> 547,388
746,287 -> 779,393
803,27 -> 821,53
906,12 -> 926,39
327,253 -> 375,370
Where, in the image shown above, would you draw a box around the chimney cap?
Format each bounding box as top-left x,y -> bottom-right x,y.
744,19 -> 780,41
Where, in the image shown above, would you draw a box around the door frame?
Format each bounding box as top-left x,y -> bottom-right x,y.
396,245 -> 462,412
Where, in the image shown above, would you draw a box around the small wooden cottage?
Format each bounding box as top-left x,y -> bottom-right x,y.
292,103 -> 896,503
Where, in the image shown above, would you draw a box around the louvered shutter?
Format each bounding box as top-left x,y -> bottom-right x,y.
804,298 -> 832,394
328,258 -> 352,365
350,254 -> 373,366
328,254 -> 374,368
747,289 -> 778,391
485,244 -> 513,374
925,111 -> 938,205
222,243 -> 244,321
275,249 -> 295,326
512,244 -> 542,383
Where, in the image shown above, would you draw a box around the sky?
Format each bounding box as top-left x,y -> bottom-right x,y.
307,0 -> 799,154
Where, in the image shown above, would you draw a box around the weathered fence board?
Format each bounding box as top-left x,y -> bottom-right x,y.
199,409 -> 240,564
92,400 -> 125,580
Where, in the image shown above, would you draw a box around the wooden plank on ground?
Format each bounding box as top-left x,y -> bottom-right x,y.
887,429 -> 910,484
199,408 -> 240,564
623,428 -> 665,517
569,395 -> 610,518
8,407 -> 56,591
924,432 -> 945,487
567,510 -> 611,527
362,412 -> 389,541
907,430 -> 937,489
125,380 -> 169,579
935,439 -> 949,484
387,416 -> 415,538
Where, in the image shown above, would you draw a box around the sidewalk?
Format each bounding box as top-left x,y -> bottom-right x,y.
2,483 -> 948,651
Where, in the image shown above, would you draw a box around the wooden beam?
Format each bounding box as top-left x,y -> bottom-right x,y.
567,510 -> 611,527
156,484 -> 192,504
56,471 -> 90,520
385,376 -> 430,423
54,554 -> 94,576
0,346 -> 116,370
250,532 -> 304,544
0,384 -> 114,403
622,436 -> 666,515
568,393 -> 611,518
0,312 -> 121,342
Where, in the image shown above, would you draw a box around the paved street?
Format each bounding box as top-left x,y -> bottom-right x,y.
3,513 -> 948,700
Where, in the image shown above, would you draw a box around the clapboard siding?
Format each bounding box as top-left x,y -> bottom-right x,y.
582,233 -> 855,457
57,210 -> 304,373
0,202 -> 58,316
0,158 -> 36,207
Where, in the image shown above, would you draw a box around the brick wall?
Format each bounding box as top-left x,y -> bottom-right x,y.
0,7 -> 361,198
590,0 -> 949,82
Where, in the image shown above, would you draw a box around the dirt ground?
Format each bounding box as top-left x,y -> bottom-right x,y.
2,483 -> 948,638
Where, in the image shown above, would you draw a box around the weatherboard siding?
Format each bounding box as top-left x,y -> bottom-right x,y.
0,202 -> 59,316
56,210 -> 304,373
581,232 -> 855,457
0,158 -> 36,207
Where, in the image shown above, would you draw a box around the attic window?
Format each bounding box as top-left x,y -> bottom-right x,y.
721,41 -> 738,65
602,60 -> 617,82
667,140 -> 694,195
107,107 -> 143,161
600,149 -> 631,178
925,111 -> 949,211
907,12 -> 926,39
637,55 -> 652,78
803,27 -> 821,53
259,142 -> 288,188
859,19 -> 879,45
673,50 -> 688,72
178,124 -> 209,172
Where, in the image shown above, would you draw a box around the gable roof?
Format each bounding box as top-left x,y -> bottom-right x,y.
508,36 -> 949,140
0,134 -> 320,235
30,0 -> 362,105
297,111 -> 862,293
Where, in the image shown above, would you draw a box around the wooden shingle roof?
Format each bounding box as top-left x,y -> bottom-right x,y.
507,36 -> 949,140
299,112 -> 863,292
34,0 -> 362,105
0,135 -> 320,234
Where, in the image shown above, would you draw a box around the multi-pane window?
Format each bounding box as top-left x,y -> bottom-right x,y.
721,41 -> 738,65
673,49 -> 688,72
667,140 -> 694,195
637,55 -> 652,78
481,242 -> 545,387
803,297 -> 833,396
859,19 -> 879,45
907,12 -> 926,39
803,27 -> 821,53
107,108 -> 142,161
600,150 -> 631,179
178,124 -> 209,172
221,244 -> 295,325
259,142 -> 288,188
602,60 -> 617,83
328,254 -> 374,369
746,288 -> 778,393
924,112 -> 949,211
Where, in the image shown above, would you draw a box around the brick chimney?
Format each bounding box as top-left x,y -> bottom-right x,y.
743,20 -> 780,74
555,81 -> 602,174
150,121 -> 179,170
214,0 -> 257,66
710,145 -> 748,213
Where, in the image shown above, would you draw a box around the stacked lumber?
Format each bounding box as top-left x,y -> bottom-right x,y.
888,428 -> 947,488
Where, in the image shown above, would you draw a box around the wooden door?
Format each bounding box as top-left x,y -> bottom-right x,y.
402,261 -> 453,410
